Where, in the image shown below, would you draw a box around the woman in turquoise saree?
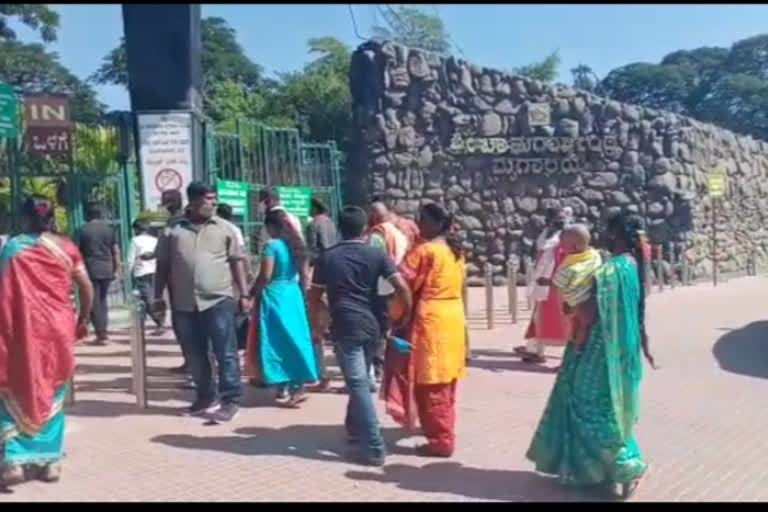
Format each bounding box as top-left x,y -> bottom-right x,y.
0,198 -> 94,488
526,213 -> 656,500
248,209 -> 317,407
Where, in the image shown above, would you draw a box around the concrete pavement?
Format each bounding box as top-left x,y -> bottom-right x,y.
3,276 -> 768,501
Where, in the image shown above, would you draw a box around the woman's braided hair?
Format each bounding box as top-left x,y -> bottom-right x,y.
607,212 -> 656,368
420,202 -> 462,260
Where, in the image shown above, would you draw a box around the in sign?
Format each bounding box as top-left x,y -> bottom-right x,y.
24,95 -> 72,128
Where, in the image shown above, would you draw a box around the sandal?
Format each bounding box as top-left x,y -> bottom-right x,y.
285,391 -> 309,408
620,465 -> 649,500
38,462 -> 62,483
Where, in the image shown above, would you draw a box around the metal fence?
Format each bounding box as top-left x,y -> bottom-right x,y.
205,119 -> 343,253
0,115 -> 138,306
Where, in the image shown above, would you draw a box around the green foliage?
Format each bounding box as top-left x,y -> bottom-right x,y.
0,4 -> 60,43
513,51 -> 561,82
0,6 -> 103,123
599,34 -> 768,139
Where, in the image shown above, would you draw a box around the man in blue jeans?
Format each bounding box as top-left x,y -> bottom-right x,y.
308,206 -> 412,466
153,182 -> 249,423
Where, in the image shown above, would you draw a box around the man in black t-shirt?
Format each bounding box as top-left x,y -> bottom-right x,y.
79,203 -> 121,345
308,206 -> 412,467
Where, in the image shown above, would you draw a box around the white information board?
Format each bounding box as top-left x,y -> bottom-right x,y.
137,112 -> 194,211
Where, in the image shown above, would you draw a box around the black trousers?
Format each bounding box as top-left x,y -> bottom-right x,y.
90,278 -> 113,339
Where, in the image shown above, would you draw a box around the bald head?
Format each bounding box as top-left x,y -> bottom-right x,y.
370,201 -> 390,226
562,224 -> 591,253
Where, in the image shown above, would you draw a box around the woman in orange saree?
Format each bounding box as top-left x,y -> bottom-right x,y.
382,203 -> 466,457
0,198 -> 93,488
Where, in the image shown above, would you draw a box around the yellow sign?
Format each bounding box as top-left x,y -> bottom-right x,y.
707,172 -> 726,198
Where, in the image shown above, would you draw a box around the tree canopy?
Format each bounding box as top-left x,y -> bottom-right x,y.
598,35 -> 768,139
0,5 -> 104,122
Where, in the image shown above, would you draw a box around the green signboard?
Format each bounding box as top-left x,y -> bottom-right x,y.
0,82 -> 18,139
217,179 -> 249,217
277,186 -> 313,224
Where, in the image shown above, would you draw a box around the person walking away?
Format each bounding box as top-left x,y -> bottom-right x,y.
216,203 -> 251,351
78,203 -> 121,346
247,210 -> 317,407
515,207 -> 570,364
367,199 -> 412,388
369,196 -> 420,247
126,220 -> 165,335
305,198 -> 339,392
382,203 -> 466,458
526,212 -> 655,500
153,182 -> 249,422
308,206 -> 412,467
0,197 -> 94,487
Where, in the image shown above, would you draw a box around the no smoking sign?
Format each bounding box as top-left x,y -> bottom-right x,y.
154,168 -> 183,192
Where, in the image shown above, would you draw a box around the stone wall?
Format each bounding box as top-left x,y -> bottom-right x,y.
349,40 -> 768,284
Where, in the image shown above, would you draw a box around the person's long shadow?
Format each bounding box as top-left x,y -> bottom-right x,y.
345,462 -> 612,502
151,425 -> 408,464
712,321 -> 768,379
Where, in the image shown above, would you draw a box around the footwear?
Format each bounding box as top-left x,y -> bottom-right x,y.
38,462 -> 62,483
620,465 -> 649,500
307,379 -> 332,393
415,444 -> 452,458
184,399 -> 217,417
362,454 -> 386,467
522,354 -> 546,364
210,402 -> 239,423
513,346 -> 529,355
285,390 -> 309,408
89,337 -> 108,347
275,387 -> 289,401
1,464 -> 24,487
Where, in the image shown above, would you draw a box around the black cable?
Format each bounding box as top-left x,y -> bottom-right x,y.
347,4 -> 367,41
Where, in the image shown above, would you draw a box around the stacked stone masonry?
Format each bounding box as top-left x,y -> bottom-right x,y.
349,40 -> 768,284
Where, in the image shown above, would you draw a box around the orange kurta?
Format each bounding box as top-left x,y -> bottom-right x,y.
400,241 -> 466,385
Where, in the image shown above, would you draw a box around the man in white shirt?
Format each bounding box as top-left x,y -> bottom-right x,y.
127,220 -> 165,333
258,187 -> 304,240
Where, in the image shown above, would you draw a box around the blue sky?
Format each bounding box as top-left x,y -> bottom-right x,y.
10,4 -> 768,110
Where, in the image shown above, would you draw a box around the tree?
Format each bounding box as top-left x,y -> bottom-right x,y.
513,51 -> 561,82
0,40 -> 105,122
0,4 -> 60,43
598,34 -> 768,140
276,37 -> 353,149
571,64 -> 600,92
374,4 -> 451,54
91,16 -> 272,126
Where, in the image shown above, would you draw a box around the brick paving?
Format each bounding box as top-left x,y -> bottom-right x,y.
3,276 -> 768,501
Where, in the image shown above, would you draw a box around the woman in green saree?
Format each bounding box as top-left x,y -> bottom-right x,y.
526,212 -> 656,500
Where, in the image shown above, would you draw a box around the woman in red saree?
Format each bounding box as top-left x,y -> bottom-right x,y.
0,198 -> 93,487
382,203 -> 466,457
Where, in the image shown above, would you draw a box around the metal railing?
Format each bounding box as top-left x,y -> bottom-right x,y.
129,290 -> 148,409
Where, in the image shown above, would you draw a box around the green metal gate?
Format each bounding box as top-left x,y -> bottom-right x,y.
0,115 -> 138,305
204,118 -> 343,252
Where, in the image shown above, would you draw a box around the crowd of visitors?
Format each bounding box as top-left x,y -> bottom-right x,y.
0,185 -> 654,499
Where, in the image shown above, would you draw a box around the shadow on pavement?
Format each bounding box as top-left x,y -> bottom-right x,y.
713,321 -> 768,379
151,425 -> 408,463
344,462 -> 611,502
66,399 -> 181,418
468,358 -> 557,374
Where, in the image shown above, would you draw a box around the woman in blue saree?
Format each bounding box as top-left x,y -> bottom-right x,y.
526,212 -> 656,500
248,209 -> 317,407
0,198 -> 94,487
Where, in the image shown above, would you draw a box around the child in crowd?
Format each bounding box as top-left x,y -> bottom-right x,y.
538,224 -> 602,352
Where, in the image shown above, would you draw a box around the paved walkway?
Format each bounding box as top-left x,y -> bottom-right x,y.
4,277 -> 768,501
